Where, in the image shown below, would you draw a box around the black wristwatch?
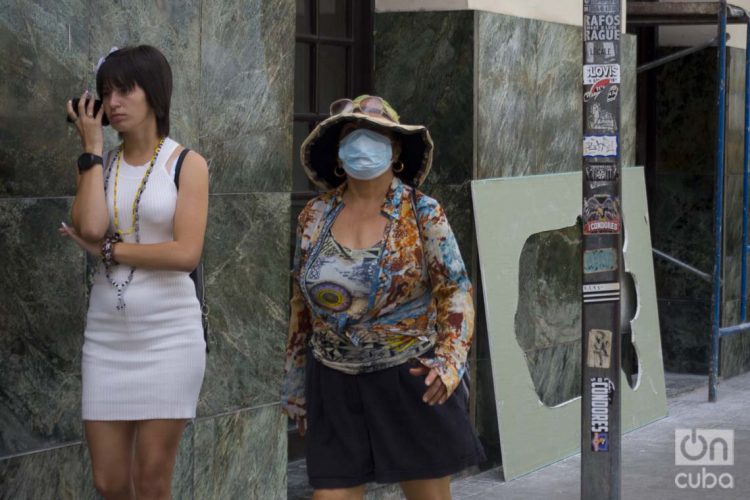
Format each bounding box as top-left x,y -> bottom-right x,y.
77,153 -> 103,173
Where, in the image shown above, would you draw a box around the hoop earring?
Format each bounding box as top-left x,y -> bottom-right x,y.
393,161 -> 405,173
334,165 -> 346,177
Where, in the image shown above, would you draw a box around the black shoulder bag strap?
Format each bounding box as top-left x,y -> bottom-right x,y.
174,148 -> 210,353
410,188 -> 471,405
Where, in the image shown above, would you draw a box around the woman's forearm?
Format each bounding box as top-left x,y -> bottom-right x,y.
71,164 -> 110,241
112,240 -> 202,273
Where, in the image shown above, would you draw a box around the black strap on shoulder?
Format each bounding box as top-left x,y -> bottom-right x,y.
173,148 -> 191,189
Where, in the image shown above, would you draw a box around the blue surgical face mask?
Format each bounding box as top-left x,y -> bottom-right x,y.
338,129 -> 393,180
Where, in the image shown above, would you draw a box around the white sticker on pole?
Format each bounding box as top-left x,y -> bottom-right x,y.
583,135 -> 618,157
584,64 -> 620,85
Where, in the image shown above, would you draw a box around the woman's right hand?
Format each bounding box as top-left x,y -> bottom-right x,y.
66,90 -> 104,155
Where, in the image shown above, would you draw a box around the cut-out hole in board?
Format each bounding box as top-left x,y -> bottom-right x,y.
515,224 -> 640,406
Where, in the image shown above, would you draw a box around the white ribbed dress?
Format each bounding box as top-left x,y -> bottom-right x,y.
82,138 -> 206,420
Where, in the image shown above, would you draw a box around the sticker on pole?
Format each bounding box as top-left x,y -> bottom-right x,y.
585,41 -> 616,63
590,376 -> 615,452
583,194 -> 621,234
583,0 -> 618,15
584,248 -> 618,274
583,135 -> 618,157
583,79 -> 611,102
587,103 -> 617,132
582,282 -> 621,303
593,432 -> 609,452
585,163 -> 619,182
584,64 -> 620,84
584,14 -> 621,41
587,328 -> 613,368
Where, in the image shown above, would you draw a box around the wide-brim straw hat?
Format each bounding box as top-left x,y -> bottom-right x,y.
300,95 -> 434,190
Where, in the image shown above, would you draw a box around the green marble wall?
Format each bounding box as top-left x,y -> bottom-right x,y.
653,46 -> 749,378
653,48 -> 715,374
721,47 -> 750,377
374,9 -> 638,467
0,1 -> 294,498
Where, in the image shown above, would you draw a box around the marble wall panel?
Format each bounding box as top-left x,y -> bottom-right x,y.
724,48 -> 746,327
476,14 -> 579,179
193,405 -> 286,500
198,193 -> 290,416
475,13 -> 636,179
0,198 -> 85,456
621,35 -> 637,169
721,300 -> 750,378
651,47 -> 720,375
374,11 -> 474,185
723,298 -> 741,328
727,48 -> 746,176
2,0 -> 297,496
723,255 -> 743,309
723,174 -> 745,302
524,341 -> 581,407
655,48 -> 717,175
172,422 -> 195,500
200,0 -> 294,193
0,444 -> 84,500
658,299 -> 710,373
514,223 -> 616,407
515,224 -> 581,352
651,173 -> 714,302
0,0 -> 90,197
90,0 -> 202,150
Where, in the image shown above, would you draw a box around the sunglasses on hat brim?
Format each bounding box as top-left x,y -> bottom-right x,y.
329,96 -> 398,123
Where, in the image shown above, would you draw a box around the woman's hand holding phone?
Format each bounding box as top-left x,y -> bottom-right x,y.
66,90 -> 104,156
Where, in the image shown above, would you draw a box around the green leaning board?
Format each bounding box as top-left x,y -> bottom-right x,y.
471,167 -> 667,480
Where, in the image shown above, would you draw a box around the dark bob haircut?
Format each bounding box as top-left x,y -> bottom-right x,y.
96,45 -> 173,137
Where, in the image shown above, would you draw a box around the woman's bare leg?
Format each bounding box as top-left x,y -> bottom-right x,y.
313,484 -> 366,500
85,421 -> 137,500
400,476 -> 452,500
132,419 -> 188,500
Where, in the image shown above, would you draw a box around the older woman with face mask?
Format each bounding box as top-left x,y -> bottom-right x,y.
282,95 -> 484,500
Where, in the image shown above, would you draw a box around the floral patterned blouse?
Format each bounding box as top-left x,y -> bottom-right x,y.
281,176 -> 475,418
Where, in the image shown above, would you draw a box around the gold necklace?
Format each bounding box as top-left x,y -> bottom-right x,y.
112,139 -> 165,236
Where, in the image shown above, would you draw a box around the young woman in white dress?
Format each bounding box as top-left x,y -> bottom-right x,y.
62,45 -> 208,500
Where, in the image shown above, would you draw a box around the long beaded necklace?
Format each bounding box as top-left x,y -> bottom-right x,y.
103,138 -> 165,310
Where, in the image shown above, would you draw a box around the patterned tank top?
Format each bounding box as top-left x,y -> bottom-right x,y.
305,232 -> 381,319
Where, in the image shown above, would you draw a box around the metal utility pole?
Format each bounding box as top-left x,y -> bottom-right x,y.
581,0 -> 622,498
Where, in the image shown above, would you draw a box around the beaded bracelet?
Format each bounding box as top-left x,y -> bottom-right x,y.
100,232 -> 122,267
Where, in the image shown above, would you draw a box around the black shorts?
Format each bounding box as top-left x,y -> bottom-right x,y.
305,351 -> 486,489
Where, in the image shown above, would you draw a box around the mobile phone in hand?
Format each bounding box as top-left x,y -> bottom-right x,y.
67,97 -> 110,126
